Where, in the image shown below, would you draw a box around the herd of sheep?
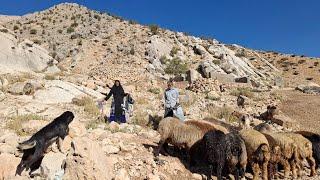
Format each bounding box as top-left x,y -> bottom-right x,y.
155,116 -> 320,180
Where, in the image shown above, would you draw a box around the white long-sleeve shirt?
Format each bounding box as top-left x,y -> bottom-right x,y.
164,88 -> 179,109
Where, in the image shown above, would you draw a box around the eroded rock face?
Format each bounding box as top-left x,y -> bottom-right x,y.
0,29 -> 59,74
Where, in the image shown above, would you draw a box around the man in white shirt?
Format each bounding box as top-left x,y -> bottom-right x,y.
164,80 -> 185,121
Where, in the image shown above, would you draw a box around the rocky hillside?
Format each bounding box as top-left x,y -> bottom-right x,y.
0,2 -> 319,180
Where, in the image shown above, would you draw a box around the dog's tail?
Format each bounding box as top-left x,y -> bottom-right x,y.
17,140 -> 36,150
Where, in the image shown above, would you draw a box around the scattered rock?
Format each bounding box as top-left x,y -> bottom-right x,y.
0,90 -> 5,101
296,82 -> 320,94
115,168 -> 130,180
35,152 -> 66,179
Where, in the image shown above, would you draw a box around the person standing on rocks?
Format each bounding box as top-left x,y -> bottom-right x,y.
104,80 -> 127,123
164,80 -> 185,121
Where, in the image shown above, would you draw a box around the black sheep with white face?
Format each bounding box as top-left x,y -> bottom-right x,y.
15,111 -> 74,176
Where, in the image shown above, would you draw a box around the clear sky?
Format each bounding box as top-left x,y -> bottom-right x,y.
0,0 -> 319,57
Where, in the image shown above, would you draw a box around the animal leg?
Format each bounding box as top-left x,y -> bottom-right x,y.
207,164 -> 213,180
15,161 -> 25,176
289,159 -> 298,179
216,163 -> 223,180
251,162 -> 260,180
307,156 -> 316,177
57,137 -> 64,153
261,161 -> 269,180
24,145 -> 44,170
279,159 -> 290,178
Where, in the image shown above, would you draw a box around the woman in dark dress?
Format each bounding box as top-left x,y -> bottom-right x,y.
104,80 -> 127,122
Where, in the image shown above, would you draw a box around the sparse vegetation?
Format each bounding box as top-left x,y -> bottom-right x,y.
298,59 -> 306,64
164,57 -> 188,75
6,114 -> 46,136
30,29 -> 37,34
229,87 -> 254,98
33,39 -> 41,45
212,59 -> 221,65
207,105 -> 237,123
149,24 -> 159,35
0,29 -> 9,33
170,46 -> 180,56
131,110 -> 148,127
67,27 -> 74,33
73,96 -> 100,117
44,74 -> 55,80
148,88 -> 161,94
57,29 -> 63,34
13,25 -> 19,31
93,14 -> 101,21
129,47 -> 135,55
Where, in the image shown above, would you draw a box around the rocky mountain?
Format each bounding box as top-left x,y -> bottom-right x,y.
0,2 -> 319,180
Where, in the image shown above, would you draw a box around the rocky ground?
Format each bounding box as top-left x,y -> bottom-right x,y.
0,2 -> 320,180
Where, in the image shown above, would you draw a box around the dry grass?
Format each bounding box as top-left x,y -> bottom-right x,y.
229,87 -> 254,98
135,97 -> 148,105
148,87 -> 161,94
131,110 -> 148,127
206,105 -> 238,123
44,74 -> 55,80
6,114 -> 46,136
73,96 -> 100,117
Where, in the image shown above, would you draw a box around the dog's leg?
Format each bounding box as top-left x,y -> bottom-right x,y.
24,144 -> 45,170
57,137 -> 64,153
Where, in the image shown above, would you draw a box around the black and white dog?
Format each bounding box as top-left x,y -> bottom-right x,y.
15,111 -> 74,176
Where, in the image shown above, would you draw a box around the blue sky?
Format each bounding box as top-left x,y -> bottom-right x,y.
0,0 -> 319,57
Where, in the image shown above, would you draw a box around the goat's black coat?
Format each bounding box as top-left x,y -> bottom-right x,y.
15,111 -> 74,176
203,130 -> 247,180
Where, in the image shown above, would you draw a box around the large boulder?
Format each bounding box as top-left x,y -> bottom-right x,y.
296,82 -> 320,94
186,69 -> 201,83
63,137 -> 114,180
32,152 -> 66,179
146,36 -> 172,61
34,80 -> 104,104
0,30 -> 59,74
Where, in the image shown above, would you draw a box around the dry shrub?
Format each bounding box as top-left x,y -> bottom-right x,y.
229,87 -> 254,98
207,105 -> 237,123
6,114 -> 46,136
72,96 -> 99,117
44,74 -> 55,80
131,110 -> 148,127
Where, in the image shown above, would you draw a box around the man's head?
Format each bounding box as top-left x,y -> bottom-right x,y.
167,80 -> 173,89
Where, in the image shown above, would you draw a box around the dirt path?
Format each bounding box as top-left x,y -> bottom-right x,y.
278,90 -> 320,133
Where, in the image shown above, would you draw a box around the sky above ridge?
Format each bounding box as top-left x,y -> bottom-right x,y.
0,0 -> 319,57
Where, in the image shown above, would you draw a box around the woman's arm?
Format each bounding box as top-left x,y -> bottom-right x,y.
104,90 -> 113,101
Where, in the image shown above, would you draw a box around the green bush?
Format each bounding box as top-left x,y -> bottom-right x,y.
148,88 -> 161,94
67,27 -> 74,33
57,29 -> 63,34
30,29 -> 37,34
229,87 -> 254,98
13,25 -> 19,30
71,22 -> 78,27
164,57 -> 188,75
170,46 -> 180,56
94,14 -> 101,21
149,24 -> 159,35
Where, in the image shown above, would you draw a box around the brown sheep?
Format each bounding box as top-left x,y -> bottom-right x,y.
254,123 -> 272,133
185,119 -> 229,134
296,131 -> 320,169
281,132 -> 316,177
239,129 -> 270,180
262,132 -> 299,179
156,117 -> 226,160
